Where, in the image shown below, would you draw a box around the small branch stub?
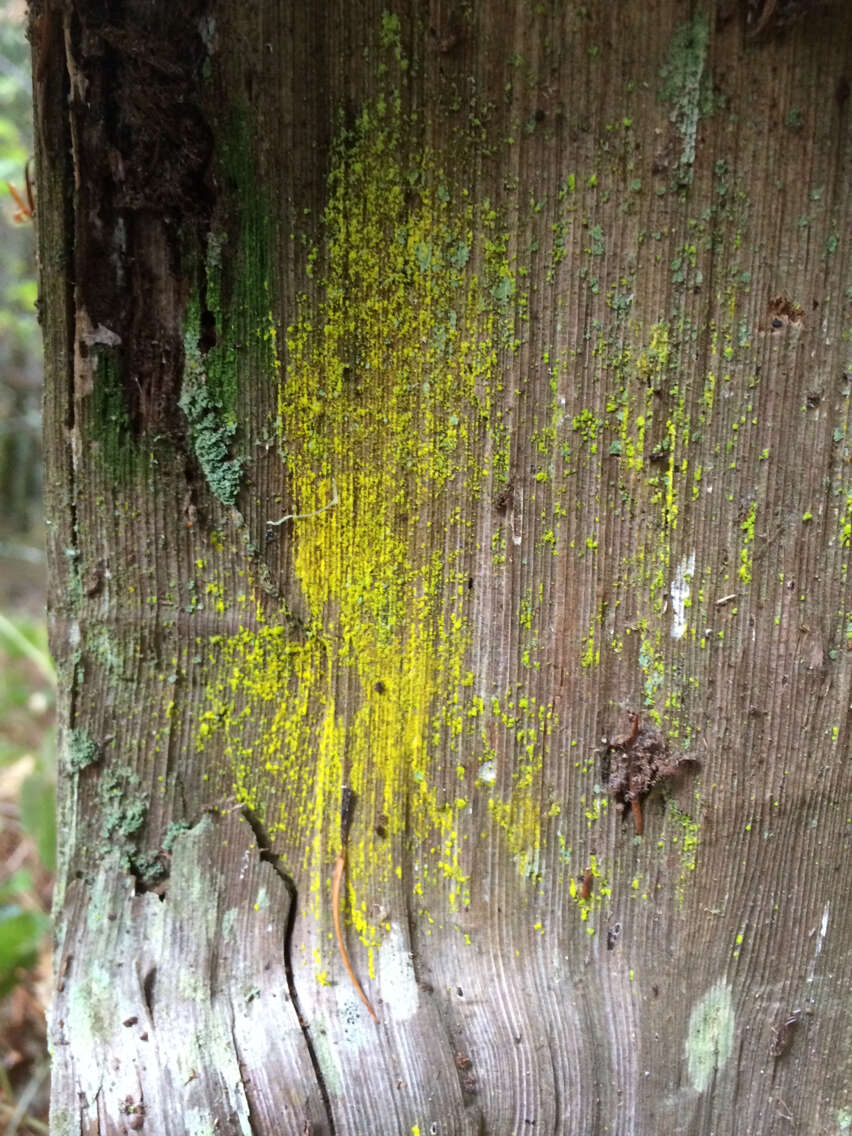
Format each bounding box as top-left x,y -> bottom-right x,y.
605,713 -> 699,835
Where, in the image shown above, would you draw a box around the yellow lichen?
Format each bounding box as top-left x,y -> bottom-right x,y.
197,69 -> 558,940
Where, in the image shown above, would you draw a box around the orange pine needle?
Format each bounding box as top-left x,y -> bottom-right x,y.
631,797 -> 644,836
580,868 -> 593,900
8,181 -> 32,222
331,850 -> 378,1024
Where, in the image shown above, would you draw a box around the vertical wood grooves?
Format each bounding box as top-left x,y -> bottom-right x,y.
40,0 -> 851,1132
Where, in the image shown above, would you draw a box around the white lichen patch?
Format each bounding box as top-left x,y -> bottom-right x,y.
670,551 -> 695,639
685,979 -> 735,1092
378,921 -> 420,1022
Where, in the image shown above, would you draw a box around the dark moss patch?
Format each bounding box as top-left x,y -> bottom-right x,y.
90,349 -> 137,479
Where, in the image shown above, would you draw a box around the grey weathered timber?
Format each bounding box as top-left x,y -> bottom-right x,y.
37,1 -> 850,1133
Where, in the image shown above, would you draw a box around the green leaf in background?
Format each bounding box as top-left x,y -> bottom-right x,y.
0,871 -> 49,995
0,905 -> 48,995
19,764 -> 56,870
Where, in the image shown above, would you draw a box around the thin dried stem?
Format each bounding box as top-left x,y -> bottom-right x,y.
331,851 -> 378,1024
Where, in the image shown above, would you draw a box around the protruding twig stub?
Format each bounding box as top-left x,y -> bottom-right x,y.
770,1011 -> 802,1058
605,713 -> 699,835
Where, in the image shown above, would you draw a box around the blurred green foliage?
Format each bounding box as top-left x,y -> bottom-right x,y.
0,19 -> 35,311
0,9 -> 40,537
0,872 -> 49,999
0,21 -> 52,1126
0,612 -> 55,996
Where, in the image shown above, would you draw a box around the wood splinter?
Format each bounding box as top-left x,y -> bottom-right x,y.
332,786 -> 379,1024
631,797 -> 644,837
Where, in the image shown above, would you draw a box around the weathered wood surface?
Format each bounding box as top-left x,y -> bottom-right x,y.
38,1 -> 850,1133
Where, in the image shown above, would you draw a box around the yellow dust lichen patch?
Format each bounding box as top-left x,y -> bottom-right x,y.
196,77 -> 556,931
197,58 -> 565,936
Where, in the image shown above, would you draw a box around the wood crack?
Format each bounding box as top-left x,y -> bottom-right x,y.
239,805 -> 337,1136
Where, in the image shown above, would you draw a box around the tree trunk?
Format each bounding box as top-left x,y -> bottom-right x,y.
37,1 -> 850,1133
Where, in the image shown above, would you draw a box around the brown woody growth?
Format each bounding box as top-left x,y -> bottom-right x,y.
606,714 -> 698,835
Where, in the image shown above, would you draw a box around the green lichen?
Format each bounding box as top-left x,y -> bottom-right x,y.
658,13 -> 713,188
96,766 -> 148,861
636,322 -> 670,390
667,799 -> 700,898
195,56 -> 560,940
66,727 -> 100,774
608,318 -> 698,734
66,960 -> 113,1057
162,820 -> 191,853
180,309 -> 243,506
86,625 -> 125,677
739,501 -> 756,583
277,82 -> 521,897
685,980 -> 735,1092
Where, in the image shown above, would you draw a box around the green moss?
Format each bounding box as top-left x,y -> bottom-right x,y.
179,112 -> 280,506
207,113 -> 279,417
90,350 -> 137,479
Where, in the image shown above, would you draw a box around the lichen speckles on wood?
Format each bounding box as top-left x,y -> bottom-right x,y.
65,726 -> 100,773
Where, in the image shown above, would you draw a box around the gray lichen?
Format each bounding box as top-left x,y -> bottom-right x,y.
658,13 -> 714,188
180,325 -> 243,506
